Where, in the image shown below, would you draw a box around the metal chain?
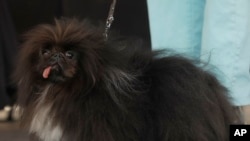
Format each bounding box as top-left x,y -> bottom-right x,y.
104,0 -> 117,41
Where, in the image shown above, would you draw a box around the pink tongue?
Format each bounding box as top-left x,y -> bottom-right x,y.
43,66 -> 52,79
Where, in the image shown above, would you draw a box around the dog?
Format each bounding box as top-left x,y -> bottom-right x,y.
13,18 -> 238,141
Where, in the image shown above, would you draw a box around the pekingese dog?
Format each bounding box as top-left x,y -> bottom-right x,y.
14,18 -> 238,141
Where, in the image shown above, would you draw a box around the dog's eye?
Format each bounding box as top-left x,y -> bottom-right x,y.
65,51 -> 75,59
41,49 -> 51,56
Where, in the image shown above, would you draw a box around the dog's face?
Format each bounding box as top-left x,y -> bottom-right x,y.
16,19 -> 105,85
38,42 -> 79,82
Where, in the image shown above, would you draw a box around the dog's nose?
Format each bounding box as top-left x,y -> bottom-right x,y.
52,53 -> 63,60
50,53 -> 64,64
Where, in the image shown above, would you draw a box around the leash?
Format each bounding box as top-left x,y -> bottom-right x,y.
103,0 -> 117,41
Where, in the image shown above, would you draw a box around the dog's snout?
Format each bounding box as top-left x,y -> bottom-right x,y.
50,53 -> 64,65
52,53 -> 63,60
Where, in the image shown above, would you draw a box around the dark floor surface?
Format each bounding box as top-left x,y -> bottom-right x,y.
0,121 -> 29,141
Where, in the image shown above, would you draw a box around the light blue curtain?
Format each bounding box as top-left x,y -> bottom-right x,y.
147,0 -> 250,106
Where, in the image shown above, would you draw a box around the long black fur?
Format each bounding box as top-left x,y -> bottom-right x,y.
14,19 -> 238,141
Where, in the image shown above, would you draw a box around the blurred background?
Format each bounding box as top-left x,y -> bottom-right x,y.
0,0 -> 150,140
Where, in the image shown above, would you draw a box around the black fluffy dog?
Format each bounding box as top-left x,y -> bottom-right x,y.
14,19 -> 238,141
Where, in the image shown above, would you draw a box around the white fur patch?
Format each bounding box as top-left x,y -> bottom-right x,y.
29,85 -> 63,141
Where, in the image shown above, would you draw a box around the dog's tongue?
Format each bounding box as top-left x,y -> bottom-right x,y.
43,66 -> 52,79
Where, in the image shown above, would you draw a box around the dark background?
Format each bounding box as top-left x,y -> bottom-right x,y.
8,0 -> 151,41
